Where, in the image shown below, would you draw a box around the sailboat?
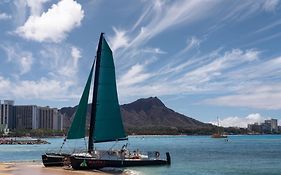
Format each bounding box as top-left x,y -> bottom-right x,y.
42,33 -> 171,169
211,117 -> 227,138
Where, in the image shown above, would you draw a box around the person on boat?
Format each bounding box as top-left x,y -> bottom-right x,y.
121,143 -> 128,150
131,149 -> 140,159
155,151 -> 160,159
120,144 -> 128,159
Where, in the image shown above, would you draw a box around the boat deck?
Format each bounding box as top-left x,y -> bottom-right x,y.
73,149 -> 162,161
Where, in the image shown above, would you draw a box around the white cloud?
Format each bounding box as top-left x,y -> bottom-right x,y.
0,76 -> 76,100
210,113 -> 265,128
0,43 -> 86,102
0,76 -> 11,90
129,1 -> 219,49
13,0 -> 28,25
16,0 -> 84,42
26,0 -> 50,15
142,47 -> 166,54
225,56 -> 281,81
109,28 -> 129,52
203,87 -> 281,110
19,56 -> 33,75
58,46 -> 81,77
117,47 -> 264,102
112,1 -> 222,71
112,1 -> 267,74
0,44 -> 84,101
40,45 -> 81,79
131,3 -> 152,32
118,64 -> 151,87
218,1 -> 280,24
199,53 -> 281,110
37,45 -> 83,101
179,49 -> 259,84
0,12 -> 12,20
1,44 -> 33,75
13,78 -> 74,100
262,0 -> 280,12
71,46 -> 81,66
184,36 -> 201,52
108,0 -> 281,80
254,19 -> 281,34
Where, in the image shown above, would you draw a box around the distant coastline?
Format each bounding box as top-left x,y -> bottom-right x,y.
3,97 -> 280,137
2,131 -> 281,140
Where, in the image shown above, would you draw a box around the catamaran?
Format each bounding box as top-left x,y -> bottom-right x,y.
42,33 -> 171,169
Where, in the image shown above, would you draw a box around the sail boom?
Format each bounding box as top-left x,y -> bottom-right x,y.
94,137 -> 128,143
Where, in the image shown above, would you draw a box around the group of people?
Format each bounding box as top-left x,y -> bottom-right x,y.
120,144 -> 141,159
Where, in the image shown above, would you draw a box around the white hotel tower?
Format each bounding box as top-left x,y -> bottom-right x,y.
0,100 -> 63,133
0,100 -> 14,133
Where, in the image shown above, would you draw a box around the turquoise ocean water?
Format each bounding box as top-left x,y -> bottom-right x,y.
0,135 -> 281,175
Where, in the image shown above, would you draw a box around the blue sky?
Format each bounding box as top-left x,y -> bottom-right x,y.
0,0 -> 281,127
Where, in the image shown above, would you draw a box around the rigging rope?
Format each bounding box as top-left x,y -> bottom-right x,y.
84,137 -> 87,150
59,137 -> 67,153
108,140 -> 118,151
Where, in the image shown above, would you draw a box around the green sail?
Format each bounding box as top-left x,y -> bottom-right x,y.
67,64 -> 94,139
93,37 -> 127,143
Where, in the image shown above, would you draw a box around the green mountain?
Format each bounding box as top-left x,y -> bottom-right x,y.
60,97 -> 216,135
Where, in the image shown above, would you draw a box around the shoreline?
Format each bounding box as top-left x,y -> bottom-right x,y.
2,133 -> 281,138
1,133 -> 281,141
0,162 -> 117,175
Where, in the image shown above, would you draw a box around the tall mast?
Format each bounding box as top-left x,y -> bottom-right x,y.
88,33 -> 104,153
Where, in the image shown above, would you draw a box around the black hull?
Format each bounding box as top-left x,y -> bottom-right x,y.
42,153 -> 70,167
70,152 -> 171,170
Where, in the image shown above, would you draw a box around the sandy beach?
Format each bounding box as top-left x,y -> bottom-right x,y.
0,162 -> 118,175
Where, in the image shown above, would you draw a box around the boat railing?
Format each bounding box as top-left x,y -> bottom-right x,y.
45,147 -> 87,155
68,148 -> 166,161
93,149 -> 163,160
147,151 -> 162,159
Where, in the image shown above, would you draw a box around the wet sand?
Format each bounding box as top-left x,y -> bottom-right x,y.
0,162 -> 114,175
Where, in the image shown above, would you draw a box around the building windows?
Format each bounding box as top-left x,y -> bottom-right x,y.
0,100 -> 63,132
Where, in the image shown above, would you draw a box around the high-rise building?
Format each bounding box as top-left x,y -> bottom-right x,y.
0,100 -> 15,132
14,105 -> 63,131
270,119 -> 278,132
0,100 -> 2,131
57,113 -> 64,131
0,100 -> 63,132
261,121 -> 271,133
38,106 -> 61,130
14,105 -> 38,130
52,109 -> 63,131
264,119 -> 278,132
247,122 -> 261,133
248,119 -> 279,133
